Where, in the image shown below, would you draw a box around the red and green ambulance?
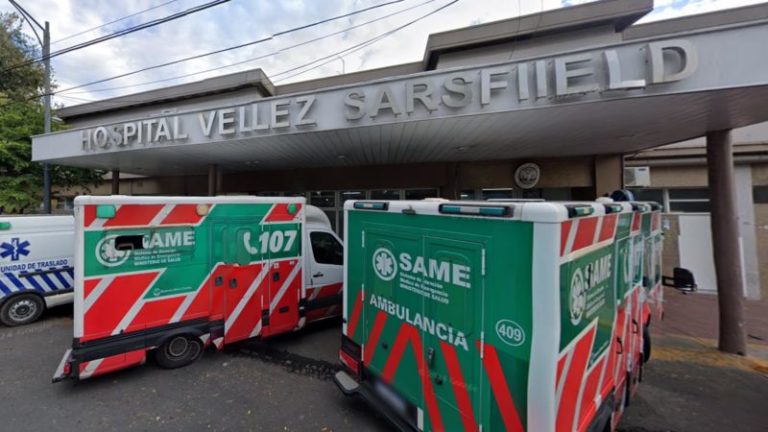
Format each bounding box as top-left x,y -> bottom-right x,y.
53,195 -> 344,381
638,202 -> 664,324
335,199 -> 653,432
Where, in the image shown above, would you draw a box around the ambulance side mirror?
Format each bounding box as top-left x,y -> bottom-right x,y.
0,222 -> 10,231
96,205 -> 116,219
662,267 -> 697,294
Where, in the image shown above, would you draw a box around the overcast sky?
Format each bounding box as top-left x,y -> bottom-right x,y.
1,0 -> 764,107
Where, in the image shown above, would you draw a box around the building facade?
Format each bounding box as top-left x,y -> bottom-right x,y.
36,0 -> 768,298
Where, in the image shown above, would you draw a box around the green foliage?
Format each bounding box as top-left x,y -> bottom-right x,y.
0,12 -> 44,100
0,12 -> 102,214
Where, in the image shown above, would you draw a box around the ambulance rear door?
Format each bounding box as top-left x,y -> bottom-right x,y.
421,234 -> 485,430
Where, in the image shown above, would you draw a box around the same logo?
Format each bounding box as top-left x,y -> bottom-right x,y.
372,247 -> 397,281
569,267 -> 587,326
95,236 -> 130,267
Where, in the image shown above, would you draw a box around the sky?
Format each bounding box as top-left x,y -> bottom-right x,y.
0,0 -> 765,107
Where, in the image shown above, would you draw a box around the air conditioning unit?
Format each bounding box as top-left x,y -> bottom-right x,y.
624,166 -> 651,187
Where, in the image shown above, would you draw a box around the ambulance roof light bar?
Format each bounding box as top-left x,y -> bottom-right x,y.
353,201 -> 389,211
565,204 -> 595,218
631,202 -> 651,212
602,203 -> 624,214
438,204 -> 513,217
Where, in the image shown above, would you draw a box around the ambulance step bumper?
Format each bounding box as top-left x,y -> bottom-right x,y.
333,371 -> 416,432
334,370 -> 360,394
52,349 -> 73,383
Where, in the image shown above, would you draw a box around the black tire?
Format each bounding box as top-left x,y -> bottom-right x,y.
643,324 -> 652,363
0,293 -> 45,326
154,335 -> 203,369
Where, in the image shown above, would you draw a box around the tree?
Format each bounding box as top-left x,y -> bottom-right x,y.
0,12 -> 102,213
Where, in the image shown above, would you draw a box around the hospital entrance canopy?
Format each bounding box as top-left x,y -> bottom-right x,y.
32,0 -> 768,176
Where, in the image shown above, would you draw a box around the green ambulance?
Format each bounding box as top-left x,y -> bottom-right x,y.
53,195 -> 344,381
335,199 -> 643,432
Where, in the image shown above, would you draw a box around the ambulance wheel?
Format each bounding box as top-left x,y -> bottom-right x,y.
0,293 -> 44,326
155,335 -> 203,369
643,325 -> 652,363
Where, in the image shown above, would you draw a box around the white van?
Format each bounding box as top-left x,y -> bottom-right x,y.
0,215 -> 74,326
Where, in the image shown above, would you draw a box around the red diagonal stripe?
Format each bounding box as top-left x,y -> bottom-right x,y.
363,311 -> 387,365
560,220 -> 573,256
81,349 -> 146,379
83,272 -> 159,343
347,290 -> 364,338
578,356 -> 607,430
125,296 -> 186,334
83,205 -> 97,227
381,324 -> 444,431
103,204 -> 165,227
557,353 -> 568,388
599,214 -> 618,242
631,212 -> 641,232
571,216 -> 599,252
556,326 -> 596,432
265,203 -> 302,222
225,263 -> 271,343
83,278 -> 101,299
479,342 -> 524,432
440,341 -> 478,432
160,204 -> 204,225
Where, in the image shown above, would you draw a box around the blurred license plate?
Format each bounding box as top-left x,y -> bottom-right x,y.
374,380 -> 407,414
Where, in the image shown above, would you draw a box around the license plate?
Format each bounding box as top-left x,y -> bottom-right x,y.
374,379 -> 407,415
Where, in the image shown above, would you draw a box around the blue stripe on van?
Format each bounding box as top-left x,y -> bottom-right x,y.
39,273 -> 59,291
52,269 -> 70,289
0,279 -> 11,296
22,273 -> 46,293
4,272 -> 25,290
66,268 -> 74,279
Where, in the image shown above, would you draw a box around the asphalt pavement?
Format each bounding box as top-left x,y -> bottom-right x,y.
0,295 -> 766,431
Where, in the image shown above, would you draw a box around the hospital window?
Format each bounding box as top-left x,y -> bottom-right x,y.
404,189 -> 439,200
668,188 -> 710,213
754,186 -> 768,204
370,189 -> 401,200
305,188 -> 439,237
309,191 -> 336,208
628,188 -> 710,213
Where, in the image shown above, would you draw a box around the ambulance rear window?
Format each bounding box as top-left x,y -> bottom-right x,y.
115,235 -> 144,251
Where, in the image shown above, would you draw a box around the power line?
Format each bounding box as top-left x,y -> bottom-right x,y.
52,0 -> 458,108
272,0 -> 460,83
0,0 -> 230,75
56,0 -> 422,97
51,0 -> 179,45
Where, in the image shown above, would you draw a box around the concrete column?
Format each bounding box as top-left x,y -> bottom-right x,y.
706,129 -> 747,355
111,170 -> 120,195
593,155 -> 623,198
216,166 -> 224,195
208,164 -> 217,197
440,163 -> 460,200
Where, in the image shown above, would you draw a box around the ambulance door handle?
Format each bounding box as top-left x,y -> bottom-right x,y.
313,272 -> 324,278
632,319 -> 639,334
616,337 -> 624,355
427,347 -> 435,368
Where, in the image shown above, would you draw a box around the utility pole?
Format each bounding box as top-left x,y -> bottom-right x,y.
42,21 -> 51,213
8,1 -> 52,213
